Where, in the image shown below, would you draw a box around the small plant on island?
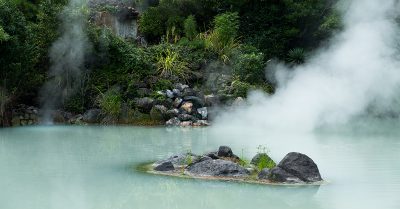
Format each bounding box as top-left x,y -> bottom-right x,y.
255,145 -> 276,171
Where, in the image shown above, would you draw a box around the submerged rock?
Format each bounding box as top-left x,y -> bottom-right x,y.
186,159 -> 249,177
154,162 -> 174,171
277,152 -> 322,182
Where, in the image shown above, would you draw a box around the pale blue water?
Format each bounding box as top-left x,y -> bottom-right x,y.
0,123 -> 399,209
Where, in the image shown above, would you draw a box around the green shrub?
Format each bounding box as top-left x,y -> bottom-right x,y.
156,48 -> 190,81
97,88 -> 122,117
287,48 -> 306,64
232,47 -> 265,84
153,79 -> 173,91
231,80 -> 254,98
214,12 -> 239,46
139,7 -> 166,41
184,15 -> 197,40
203,12 -> 240,63
256,145 -> 276,170
0,25 -> 9,41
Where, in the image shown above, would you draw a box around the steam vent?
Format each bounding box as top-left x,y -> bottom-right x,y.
89,0 -> 140,39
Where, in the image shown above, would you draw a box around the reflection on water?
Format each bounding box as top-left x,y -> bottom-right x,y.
0,123 -> 399,209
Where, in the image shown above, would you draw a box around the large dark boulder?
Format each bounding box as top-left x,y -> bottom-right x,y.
187,159 -> 249,177
183,96 -> 205,108
82,109 -> 102,123
154,162 -> 175,171
217,146 -> 233,157
277,152 -> 322,182
268,167 -> 303,183
135,97 -> 154,113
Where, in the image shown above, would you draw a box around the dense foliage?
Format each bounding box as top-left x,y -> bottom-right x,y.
0,0 -> 341,121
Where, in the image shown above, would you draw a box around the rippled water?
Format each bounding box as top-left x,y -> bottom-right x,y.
0,122 -> 399,209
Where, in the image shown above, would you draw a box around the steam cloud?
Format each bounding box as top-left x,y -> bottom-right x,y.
214,0 -> 400,132
40,0 -> 91,122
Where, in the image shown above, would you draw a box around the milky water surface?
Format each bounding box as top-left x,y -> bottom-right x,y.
0,122 -> 399,209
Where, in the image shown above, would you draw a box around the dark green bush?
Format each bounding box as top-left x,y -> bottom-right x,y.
184,15 -> 197,40
232,46 -> 265,84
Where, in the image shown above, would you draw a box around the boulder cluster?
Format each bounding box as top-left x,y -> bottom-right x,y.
6,83 -> 219,127
151,146 -> 323,184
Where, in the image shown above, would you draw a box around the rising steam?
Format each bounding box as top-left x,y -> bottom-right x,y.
40,0 -> 91,123
214,0 -> 400,132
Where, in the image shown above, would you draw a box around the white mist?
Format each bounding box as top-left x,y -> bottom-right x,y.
214,0 -> 400,133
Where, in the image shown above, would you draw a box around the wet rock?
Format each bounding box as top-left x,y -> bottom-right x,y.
101,115 -> 118,124
251,153 -> 276,167
204,94 -> 220,107
217,146 -> 233,157
166,90 -> 174,99
180,121 -> 193,127
51,110 -> 66,123
197,107 -> 208,119
155,98 -> 173,109
182,88 -> 196,97
69,114 -> 84,124
172,89 -> 182,97
166,109 -> 179,118
173,98 -> 183,108
268,167 -> 303,183
150,105 -> 167,121
186,159 -> 249,177
180,102 -> 194,114
183,96 -> 205,108
135,97 -> 154,113
193,120 -> 209,126
277,152 -> 322,182
204,151 -> 219,159
258,168 -> 270,180
178,114 -> 197,122
174,83 -> 189,91
155,153 -> 199,167
82,108 -> 101,123
154,162 -> 175,171
166,117 -> 181,126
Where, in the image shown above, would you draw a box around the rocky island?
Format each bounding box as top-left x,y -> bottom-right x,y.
144,146 -> 323,185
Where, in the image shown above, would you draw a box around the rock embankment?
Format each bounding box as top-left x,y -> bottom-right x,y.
148,146 -> 323,185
